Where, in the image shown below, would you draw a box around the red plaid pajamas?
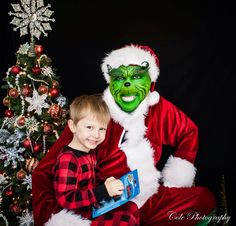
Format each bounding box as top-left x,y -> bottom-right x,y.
53,146 -> 139,225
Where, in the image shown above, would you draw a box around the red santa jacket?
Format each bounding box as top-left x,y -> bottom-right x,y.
97,89 -> 198,207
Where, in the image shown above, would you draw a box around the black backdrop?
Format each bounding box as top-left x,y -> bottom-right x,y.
1,0 -> 235,224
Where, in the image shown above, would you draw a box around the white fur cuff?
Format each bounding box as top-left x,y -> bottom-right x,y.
45,209 -> 91,226
162,155 -> 196,188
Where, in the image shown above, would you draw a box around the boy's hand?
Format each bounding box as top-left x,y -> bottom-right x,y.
105,177 -> 124,197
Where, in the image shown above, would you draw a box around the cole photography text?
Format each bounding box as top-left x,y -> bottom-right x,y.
168,211 -> 231,224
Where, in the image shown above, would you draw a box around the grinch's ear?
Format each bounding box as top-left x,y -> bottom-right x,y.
68,119 -> 76,133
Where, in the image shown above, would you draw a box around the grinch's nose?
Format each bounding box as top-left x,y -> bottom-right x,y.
124,82 -> 131,87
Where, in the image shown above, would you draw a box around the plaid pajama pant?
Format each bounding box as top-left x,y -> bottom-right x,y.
91,201 -> 139,226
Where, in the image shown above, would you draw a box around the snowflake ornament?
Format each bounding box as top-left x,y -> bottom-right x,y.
0,174 -> 9,188
22,174 -> 32,190
42,66 -> 54,78
56,95 -> 67,107
17,210 -> 34,226
25,116 -> 39,134
0,129 -> 11,144
0,146 -> 25,168
17,42 -> 30,55
25,89 -> 49,115
9,0 -> 55,40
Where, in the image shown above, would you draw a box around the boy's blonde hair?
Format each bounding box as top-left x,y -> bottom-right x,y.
69,94 -> 110,125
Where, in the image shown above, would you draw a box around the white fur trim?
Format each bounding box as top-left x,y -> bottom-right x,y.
103,88 -> 161,207
101,44 -> 160,83
103,88 -> 159,129
162,155 -> 196,188
147,91 -> 160,106
121,138 -> 161,207
45,209 -> 91,226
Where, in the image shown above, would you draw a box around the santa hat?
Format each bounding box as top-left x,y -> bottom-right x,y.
101,44 -> 160,84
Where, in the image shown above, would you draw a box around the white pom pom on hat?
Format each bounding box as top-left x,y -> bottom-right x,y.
101,44 -> 160,83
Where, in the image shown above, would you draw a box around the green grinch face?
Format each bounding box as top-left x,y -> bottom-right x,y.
108,63 -> 151,112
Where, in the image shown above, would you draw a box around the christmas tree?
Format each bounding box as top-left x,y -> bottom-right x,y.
0,1 -> 68,225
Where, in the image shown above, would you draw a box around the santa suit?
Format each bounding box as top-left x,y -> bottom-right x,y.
32,89 -> 215,226
32,44 -> 216,225
95,88 -> 216,225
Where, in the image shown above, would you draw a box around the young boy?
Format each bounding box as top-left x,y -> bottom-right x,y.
46,94 -> 139,226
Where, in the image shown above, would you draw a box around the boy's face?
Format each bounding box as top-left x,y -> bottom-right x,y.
68,114 -> 108,152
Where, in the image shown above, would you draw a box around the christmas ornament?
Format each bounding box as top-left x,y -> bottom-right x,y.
33,143 -> 42,153
48,87 -> 59,98
11,65 -> 21,74
25,157 -> 39,172
17,210 -> 34,226
3,97 -> 10,106
38,85 -> 48,94
16,169 -> 27,181
16,116 -> 26,127
48,104 -> 62,119
5,189 -> 13,196
8,88 -> 19,98
52,80 -> 59,87
25,90 -> 49,115
9,0 -> 55,39
17,42 -> 30,55
10,202 -> 22,214
25,116 -> 39,133
22,138 -> 33,149
32,66 -> 42,75
5,109 -> 14,118
35,45 -> 43,54
42,66 -> 54,78
21,85 -> 32,97
57,95 -> 67,107
43,123 -> 53,134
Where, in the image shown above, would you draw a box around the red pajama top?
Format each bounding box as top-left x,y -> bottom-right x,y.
52,146 -> 109,218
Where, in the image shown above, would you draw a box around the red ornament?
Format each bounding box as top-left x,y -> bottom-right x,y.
32,66 -> 42,75
16,116 -> 26,127
25,157 -> 39,172
11,65 -> 21,74
8,88 -> 19,98
33,143 -> 42,153
3,97 -> 10,106
49,87 -> 59,98
48,104 -> 62,119
21,85 -> 32,96
23,138 -> 33,149
16,169 -> 27,180
43,124 -> 53,134
10,202 -> 22,214
5,189 -> 13,196
38,85 -> 48,94
5,109 -> 14,118
35,45 -> 43,55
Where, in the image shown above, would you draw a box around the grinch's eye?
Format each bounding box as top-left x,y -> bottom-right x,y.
131,75 -> 141,79
115,76 -> 124,81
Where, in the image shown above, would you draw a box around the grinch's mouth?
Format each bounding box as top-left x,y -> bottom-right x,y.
121,96 -> 136,102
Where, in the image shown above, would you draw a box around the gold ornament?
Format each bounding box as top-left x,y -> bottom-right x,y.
16,169 -> 27,180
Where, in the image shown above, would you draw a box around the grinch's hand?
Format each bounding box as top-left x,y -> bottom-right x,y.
105,177 -> 124,197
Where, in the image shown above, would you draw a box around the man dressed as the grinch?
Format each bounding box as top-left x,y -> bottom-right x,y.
32,44 -> 216,226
